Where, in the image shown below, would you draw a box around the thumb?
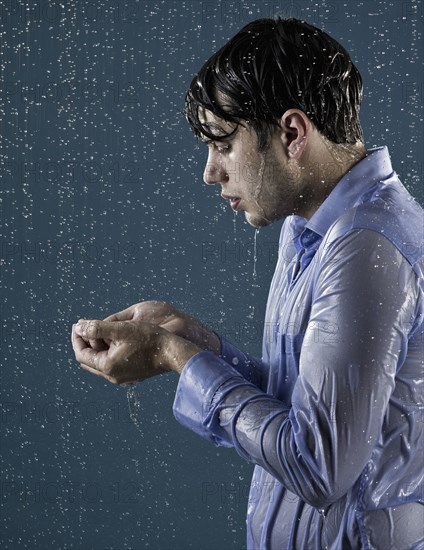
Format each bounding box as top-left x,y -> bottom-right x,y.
75,319 -> 126,342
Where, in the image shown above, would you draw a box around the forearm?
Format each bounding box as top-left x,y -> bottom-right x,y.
177,334 -> 395,509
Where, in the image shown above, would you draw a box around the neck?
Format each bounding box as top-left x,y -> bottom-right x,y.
297,141 -> 367,220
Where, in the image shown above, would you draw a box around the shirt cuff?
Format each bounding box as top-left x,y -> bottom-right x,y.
213,332 -> 263,386
172,350 -> 247,446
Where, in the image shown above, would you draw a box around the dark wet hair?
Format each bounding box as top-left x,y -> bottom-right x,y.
185,17 -> 364,149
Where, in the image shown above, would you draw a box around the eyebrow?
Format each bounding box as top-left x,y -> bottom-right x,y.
198,123 -> 238,145
201,122 -> 227,134
199,136 -> 233,147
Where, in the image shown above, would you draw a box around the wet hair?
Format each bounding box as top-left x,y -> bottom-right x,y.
185,17 -> 364,149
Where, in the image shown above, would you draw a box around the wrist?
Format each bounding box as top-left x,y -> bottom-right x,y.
207,330 -> 222,355
187,320 -> 221,355
163,333 -> 202,375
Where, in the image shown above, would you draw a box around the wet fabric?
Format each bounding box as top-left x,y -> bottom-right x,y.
173,146 -> 424,549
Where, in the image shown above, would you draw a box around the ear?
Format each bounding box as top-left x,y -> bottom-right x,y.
278,109 -> 311,160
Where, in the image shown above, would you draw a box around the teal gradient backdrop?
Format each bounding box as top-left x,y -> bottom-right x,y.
2,1 -> 422,548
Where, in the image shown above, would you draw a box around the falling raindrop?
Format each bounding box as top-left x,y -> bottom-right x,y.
127,385 -> 143,435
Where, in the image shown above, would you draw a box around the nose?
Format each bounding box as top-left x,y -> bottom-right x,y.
203,150 -> 228,185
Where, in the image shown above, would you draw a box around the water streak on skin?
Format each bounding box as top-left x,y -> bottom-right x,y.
253,154 -> 266,202
252,153 -> 273,225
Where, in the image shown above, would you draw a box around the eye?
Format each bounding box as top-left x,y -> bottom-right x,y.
216,143 -> 231,154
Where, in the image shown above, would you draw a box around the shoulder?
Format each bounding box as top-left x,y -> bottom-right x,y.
323,178 -> 423,268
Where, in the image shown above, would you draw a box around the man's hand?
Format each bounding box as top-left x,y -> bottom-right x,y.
86,301 -> 221,356
71,319 -> 202,385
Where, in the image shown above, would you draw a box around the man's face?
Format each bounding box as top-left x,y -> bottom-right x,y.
199,109 -> 306,228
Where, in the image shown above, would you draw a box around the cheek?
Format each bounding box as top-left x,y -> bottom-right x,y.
240,163 -> 260,187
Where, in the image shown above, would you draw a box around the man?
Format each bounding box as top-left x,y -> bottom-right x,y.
72,18 -> 423,549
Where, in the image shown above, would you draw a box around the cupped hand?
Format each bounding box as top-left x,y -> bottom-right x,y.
86,301 -> 221,355
71,319 -> 170,385
72,317 -> 202,385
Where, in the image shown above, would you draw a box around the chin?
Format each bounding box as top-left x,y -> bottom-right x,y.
245,211 -> 272,229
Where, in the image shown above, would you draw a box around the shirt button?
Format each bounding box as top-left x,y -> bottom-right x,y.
232,357 -> 239,366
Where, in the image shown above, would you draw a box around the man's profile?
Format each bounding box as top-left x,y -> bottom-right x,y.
72,17 -> 423,549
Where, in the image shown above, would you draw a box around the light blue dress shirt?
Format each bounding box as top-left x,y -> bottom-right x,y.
173,147 -> 424,549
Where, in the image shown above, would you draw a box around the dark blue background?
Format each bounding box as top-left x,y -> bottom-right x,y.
2,1 -> 423,548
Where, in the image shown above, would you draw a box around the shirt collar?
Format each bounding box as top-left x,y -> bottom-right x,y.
304,145 -> 394,238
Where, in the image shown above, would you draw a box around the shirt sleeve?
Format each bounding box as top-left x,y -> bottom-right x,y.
214,332 -> 268,389
173,229 -> 422,509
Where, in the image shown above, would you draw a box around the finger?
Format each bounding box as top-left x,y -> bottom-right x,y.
104,302 -> 166,323
71,323 -> 108,351
71,324 -> 86,351
89,339 -> 109,351
72,327 -> 108,371
71,327 -> 95,360
75,319 -> 125,342
103,304 -> 136,322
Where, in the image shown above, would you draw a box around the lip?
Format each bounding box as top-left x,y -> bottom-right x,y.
221,193 -> 241,211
